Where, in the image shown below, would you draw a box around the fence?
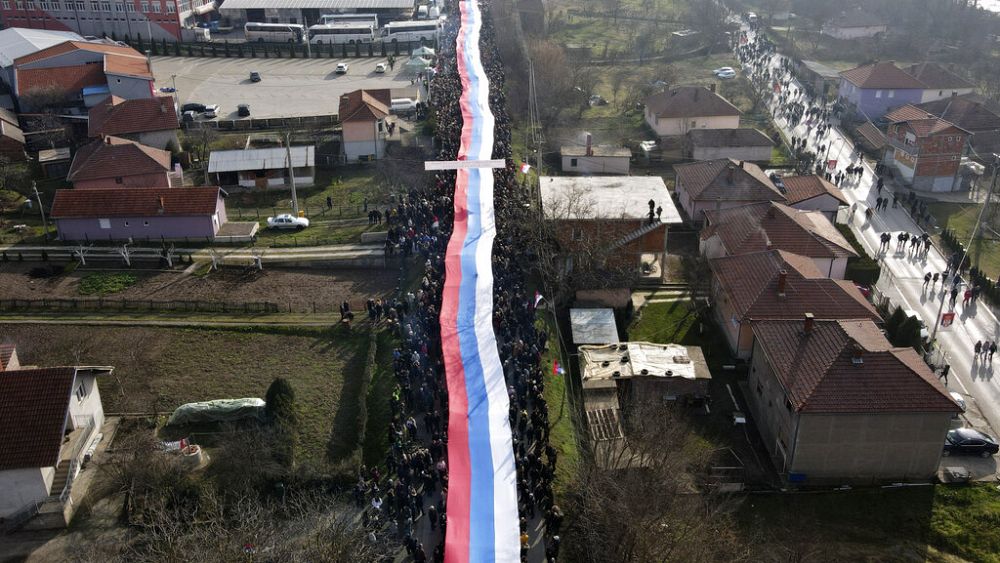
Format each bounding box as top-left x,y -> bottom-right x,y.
127,36 -> 436,60
0,297 -> 377,314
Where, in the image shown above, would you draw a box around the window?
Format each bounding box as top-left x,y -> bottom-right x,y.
2,1 -> 10,8
143,220 -> 150,226
76,383 -> 86,402
100,1 -> 109,10
139,1 -> 146,9
165,1 -> 173,12
571,227 -> 583,241
690,120 -> 697,128
99,218 -> 111,229
875,90 -> 882,98
125,1 -> 133,11
570,158 -> 577,167
114,1 -> 121,10
150,0 -> 158,11
888,90 -> 895,98
76,0 -> 84,8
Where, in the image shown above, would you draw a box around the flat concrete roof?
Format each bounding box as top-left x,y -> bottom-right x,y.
539,175 -> 682,223
570,308 -> 620,345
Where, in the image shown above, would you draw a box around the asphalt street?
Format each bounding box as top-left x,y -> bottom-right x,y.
740,27 -> 1000,447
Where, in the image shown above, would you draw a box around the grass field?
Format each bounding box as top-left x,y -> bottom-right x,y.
741,483 -> 1000,563
928,202 -> 1000,278
4,324 -> 370,464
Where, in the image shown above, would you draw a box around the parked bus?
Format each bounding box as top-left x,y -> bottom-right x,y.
244,22 -> 305,43
382,20 -> 440,43
318,12 -> 379,28
308,22 -> 377,44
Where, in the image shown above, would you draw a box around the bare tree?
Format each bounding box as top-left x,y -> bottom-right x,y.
527,39 -> 575,125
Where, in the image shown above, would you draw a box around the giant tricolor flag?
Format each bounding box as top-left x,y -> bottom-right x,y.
439,0 -> 520,561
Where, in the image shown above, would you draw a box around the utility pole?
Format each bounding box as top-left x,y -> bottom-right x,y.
929,153 -> 1000,346
32,182 -> 48,241
285,131 -> 299,215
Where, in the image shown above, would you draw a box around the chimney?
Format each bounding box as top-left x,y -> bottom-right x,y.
157,196 -> 165,214
105,136 -> 112,145
777,269 -> 787,296
726,165 -> 735,184
708,83 -> 716,93
803,313 -> 814,335
739,160 -> 745,169
586,133 -> 593,157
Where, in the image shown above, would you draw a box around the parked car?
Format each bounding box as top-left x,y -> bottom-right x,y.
250,71 -> 261,82
159,86 -> 176,93
181,102 -> 207,113
181,110 -> 197,123
203,104 -> 220,119
943,428 -> 999,458
266,214 -> 309,230
589,94 -> 608,106
715,69 -> 737,79
375,62 -> 388,73
335,63 -> 350,74
237,104 -> 251,117
950,391 -> 967,413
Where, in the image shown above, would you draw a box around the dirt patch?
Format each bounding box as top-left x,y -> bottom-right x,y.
1,324 -> 369,464
0,264 -> 397,312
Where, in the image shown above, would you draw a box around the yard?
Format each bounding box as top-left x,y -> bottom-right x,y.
536,312 -> 580,501
3,324 -> 372,464
929,202 -> 1000,279
741,483 -> 1000,563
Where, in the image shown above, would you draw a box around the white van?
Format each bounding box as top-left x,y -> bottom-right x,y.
390,98 -> 417,114
416,5 -> 429,19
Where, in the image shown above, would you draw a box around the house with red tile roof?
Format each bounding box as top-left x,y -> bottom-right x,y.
0,357 -> 112,526
778,175 -> 848,222
838,61 -> 926,119
747,317 -> 960,484
13,41 -> 153,111
68,136 -> 173,189
51,186 -> 228,242
821,8 -> 887,39
88,96 -> 178,150
673,158 -> 785,224
701,201 -> 857,278
882,105 -> 970,192
339,89 -> 391,162
904,63 -> 975,103
644,86 -> 741,137
708,249 -> 880,358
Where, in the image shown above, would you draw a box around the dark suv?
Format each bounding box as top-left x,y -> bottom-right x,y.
943,428 -> 999,458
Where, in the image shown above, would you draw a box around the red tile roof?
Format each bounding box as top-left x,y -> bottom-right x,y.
903,63 -> 974,90
0,344 -> 15,371
780,175 -> 848,206
709,249 -> 880,322
51,187 -> 221,218
0,367 -> 76,470
675,158 -> 785,203
855,121 -> 887,150
338,89 -> 390,122
702,201 -> 857,259
884,104 -> 935,123
67,136 -> 170,182
88,96 -> 178,137
916,94 -> 1000,133
14,40 -> 147,66
897,117 -> 969,138
16,64 -> 106,96
645,86 -> 741,118
840,62 -> 926,90
103,54 -> 152,79
753,319 -> 960,414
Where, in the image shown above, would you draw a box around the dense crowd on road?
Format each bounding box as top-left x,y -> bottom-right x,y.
352,1 -> 561,560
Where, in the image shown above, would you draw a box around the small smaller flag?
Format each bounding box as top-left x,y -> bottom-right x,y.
520,162 -> 531,174
553,360 -> 565,376
534,291 -> 544,308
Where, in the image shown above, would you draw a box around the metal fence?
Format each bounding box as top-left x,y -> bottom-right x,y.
128,36 -> 436,60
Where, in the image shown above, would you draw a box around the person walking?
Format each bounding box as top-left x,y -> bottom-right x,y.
940,364 -> 951,384
950,286 -> 959,309
982,340 -> 992,360
923,272 -> 932,289
932,272 -> 940,286
990,341 -> 997,361
975,340 -> 983,358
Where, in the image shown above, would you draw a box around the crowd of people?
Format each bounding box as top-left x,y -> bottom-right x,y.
350,1 -> 561,560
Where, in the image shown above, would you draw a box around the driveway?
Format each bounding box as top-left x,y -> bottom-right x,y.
150,56 -> 423,120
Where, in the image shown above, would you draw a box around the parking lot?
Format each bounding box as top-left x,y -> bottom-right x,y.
151,56 -> 424,120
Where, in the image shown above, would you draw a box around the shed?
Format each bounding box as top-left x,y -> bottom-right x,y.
570,308 -> 620,345
686,128 -> 773,162
38,147 -> 72,179
208,146 -> 315,189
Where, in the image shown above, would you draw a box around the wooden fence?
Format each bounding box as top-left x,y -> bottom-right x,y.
0,298 -> 373,314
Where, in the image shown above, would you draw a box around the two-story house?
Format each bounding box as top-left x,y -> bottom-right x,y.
903,63 -> 976,103
673,158 -> 786,224
708,249 -> 881,358
339,88 -> 390,162
882,105 -> 970,192
748,317 -> 960,485
67,136 -> 173,189
87,95 -> 179,150
643,86 -> 741,138
700,201 -> 857,278
838,61 -> 926,119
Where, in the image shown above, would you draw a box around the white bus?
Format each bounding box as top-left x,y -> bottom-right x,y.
382,20 -> 440,43
244,22 -> 306,43
319,13 -> 379,28
308,23 -> 377,44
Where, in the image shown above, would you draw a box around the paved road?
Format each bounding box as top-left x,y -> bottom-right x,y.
151,56 -> 423,119
740,28 -> 1000,439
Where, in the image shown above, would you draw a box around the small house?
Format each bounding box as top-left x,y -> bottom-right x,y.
208,146 -> 315,190
686,128 -> 773,162
339,89 -> 391,162
561,136 -> 631,175
748,318 -> 960,484
644,86 -> 741,138
51,186 -> 229,242
821,9 -> 887,39
700,201 -> 857,278
904,63 -> 975,103
37,147 -> 72,180
67,136 -> 173,190
0,359 -> 111,527
779,175 -> 849,222
87,96 -> 179,150
673,158 -> 785,224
